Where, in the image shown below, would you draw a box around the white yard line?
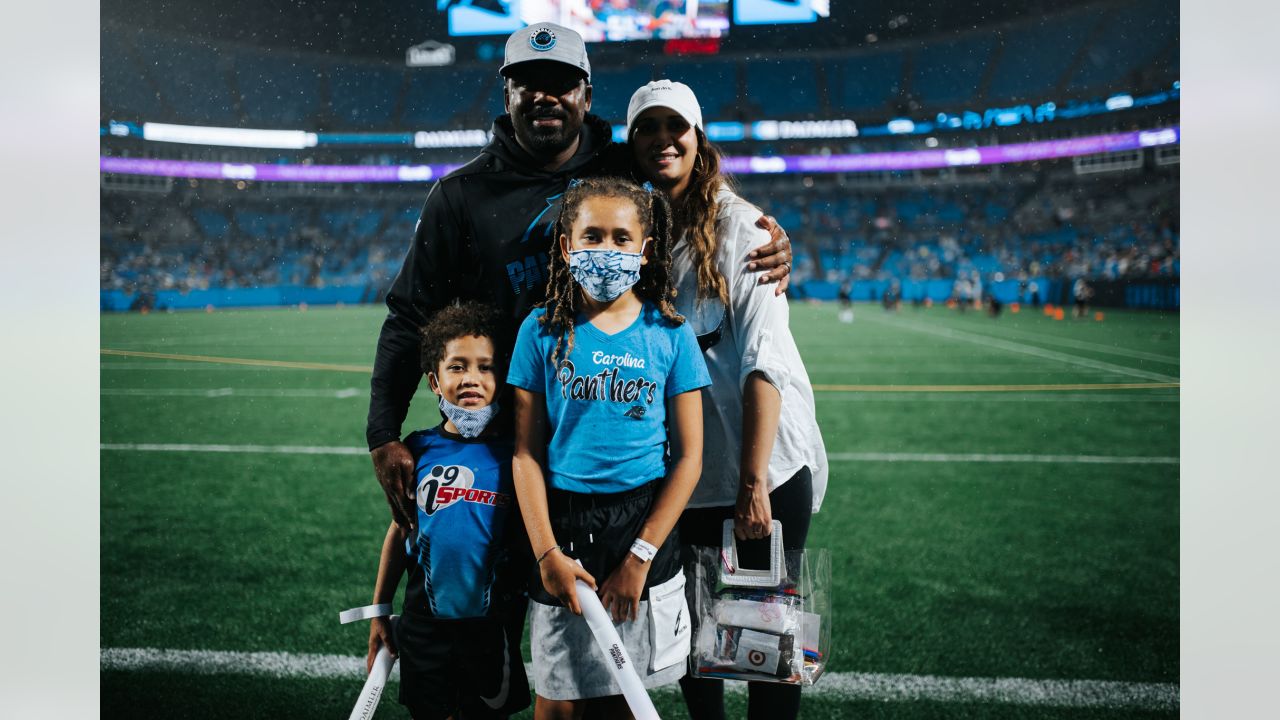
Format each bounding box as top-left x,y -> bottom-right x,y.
862,315 -> 1179,383
99,647 -> 1178,711
100,443 -> 367,455
816,393 -> 1178,403
100,443 -> 1178,465
101,388 -> 364,399
828,452 -> 1177,464
948,324 -> 1179,364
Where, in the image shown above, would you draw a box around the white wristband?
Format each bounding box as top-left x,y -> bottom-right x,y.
338,603 -> 393,624
630,538 -> 658,563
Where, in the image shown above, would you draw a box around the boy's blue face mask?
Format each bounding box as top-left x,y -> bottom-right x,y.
567,241 -> 647,303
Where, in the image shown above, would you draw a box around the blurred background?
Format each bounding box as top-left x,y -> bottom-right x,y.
100,0 -> 1178,314
98,2 -> 1180,718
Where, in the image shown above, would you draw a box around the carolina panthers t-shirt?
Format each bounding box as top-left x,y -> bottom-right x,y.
402,426 -> 515,619
507,302 -> 711,494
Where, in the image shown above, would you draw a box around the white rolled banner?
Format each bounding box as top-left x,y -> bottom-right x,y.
575,578 -> 660,720
348,642 -> 394,720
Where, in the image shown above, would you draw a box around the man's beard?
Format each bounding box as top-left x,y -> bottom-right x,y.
514,109 -> 580,157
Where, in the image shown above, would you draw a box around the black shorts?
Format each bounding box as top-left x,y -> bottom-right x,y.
529,479 -> 682,606
394,606 -> 531,720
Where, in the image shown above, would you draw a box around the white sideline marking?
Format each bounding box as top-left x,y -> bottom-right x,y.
101,388 -> 365,399
99,444 -> 1179,465
100,647 -> 1177,711
101,443 -> 367,456
956,325 -> 1179,365
829,452 -> 1177,465
863,315 -> 1179,383
817,393 -> 1178,403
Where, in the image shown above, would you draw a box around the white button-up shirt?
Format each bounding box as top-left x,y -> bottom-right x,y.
671,187 -> 828,512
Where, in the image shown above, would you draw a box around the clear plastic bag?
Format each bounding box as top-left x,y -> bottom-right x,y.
687,520 -> 832,686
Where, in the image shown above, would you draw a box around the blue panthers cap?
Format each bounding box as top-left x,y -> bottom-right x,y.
500,22 -> 591,81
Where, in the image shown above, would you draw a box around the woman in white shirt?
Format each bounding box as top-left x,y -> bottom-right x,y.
625,79 -> 828,720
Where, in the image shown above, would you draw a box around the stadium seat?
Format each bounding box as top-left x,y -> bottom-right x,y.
328,63 -> 405,130
911,32 -> 996,109
100,29 -> 166,119
659,61 -> 739,120
1068,0 -> 1177,95
402,67 -> 496,129
825,51 -> 905,115
589,67 -> 654,124
985,9 -> 1100,103
235,51 -> 325,128
745,59 -> 821,117
129,34 -> 241,126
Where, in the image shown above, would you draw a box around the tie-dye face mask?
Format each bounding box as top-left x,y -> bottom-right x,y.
567,242 -> 647,302
438,395 -> 499,438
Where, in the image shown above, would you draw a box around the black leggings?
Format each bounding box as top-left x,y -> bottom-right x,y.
676,467 -> 813,720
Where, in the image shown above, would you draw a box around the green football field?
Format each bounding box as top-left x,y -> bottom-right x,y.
100,302 -> 1179,718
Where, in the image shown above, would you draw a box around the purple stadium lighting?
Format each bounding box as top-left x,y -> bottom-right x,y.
100,127 -> 1179,183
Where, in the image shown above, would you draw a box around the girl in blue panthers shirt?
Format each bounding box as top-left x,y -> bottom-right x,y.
366,301 -> 530,720
507,177 -> 711,715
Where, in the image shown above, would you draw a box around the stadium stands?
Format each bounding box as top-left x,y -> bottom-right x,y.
909,32 -> 996,109
661,60 -> 740,121
824,50 -> 905,115
100,166 -> 1178,310
100,30 -> 165,119
234,51 -> 327,128
588,66 -> 655,123
744,58 -> 822,117
985,9 -> 1100,103
401,66 -> 496,130
102,0 -> 1177,131
1068,0 -> 1176,95
328,62 -> 404,130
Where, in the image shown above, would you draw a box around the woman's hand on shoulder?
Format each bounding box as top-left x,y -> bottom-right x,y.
599,554 -> 651,623
746,215 -> 792,296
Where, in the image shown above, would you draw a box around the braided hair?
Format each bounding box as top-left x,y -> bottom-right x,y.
538,176 -> 684,368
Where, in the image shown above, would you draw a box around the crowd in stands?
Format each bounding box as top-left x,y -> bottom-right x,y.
102,0 -> 1176,130
101,167 -> 1177,304
745,169 -> 1179,291
101,193 -> 413,297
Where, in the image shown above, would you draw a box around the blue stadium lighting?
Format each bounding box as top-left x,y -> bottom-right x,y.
705,122 -> 746,142
887,119 -> 916,134
1105,94 -> 1135,111
100,86 -> 1180,150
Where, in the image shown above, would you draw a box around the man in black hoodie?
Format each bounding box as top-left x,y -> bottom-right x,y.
367,22 -> 791,529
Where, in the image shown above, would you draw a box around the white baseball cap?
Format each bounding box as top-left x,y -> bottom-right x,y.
626,80 -> 703,138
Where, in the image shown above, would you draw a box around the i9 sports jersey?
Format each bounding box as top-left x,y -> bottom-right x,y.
403,426 -> 516,619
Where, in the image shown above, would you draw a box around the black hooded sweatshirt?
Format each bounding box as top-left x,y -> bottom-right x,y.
366,113 -> 629,450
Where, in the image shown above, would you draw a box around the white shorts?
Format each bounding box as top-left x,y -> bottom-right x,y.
530,571 -> 691,700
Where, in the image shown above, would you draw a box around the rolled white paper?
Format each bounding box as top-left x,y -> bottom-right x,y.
575,578 -> 660,720
348,643 -> 394,720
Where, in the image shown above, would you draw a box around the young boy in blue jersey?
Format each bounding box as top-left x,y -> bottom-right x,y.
365,301 -> 530,720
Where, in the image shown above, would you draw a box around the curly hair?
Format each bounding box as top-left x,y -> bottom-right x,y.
539,176 -> 684,367
669,127 -> 731,307
418,300 -> 508,378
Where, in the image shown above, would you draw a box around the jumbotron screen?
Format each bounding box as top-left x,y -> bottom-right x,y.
441,0 -> 730,41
